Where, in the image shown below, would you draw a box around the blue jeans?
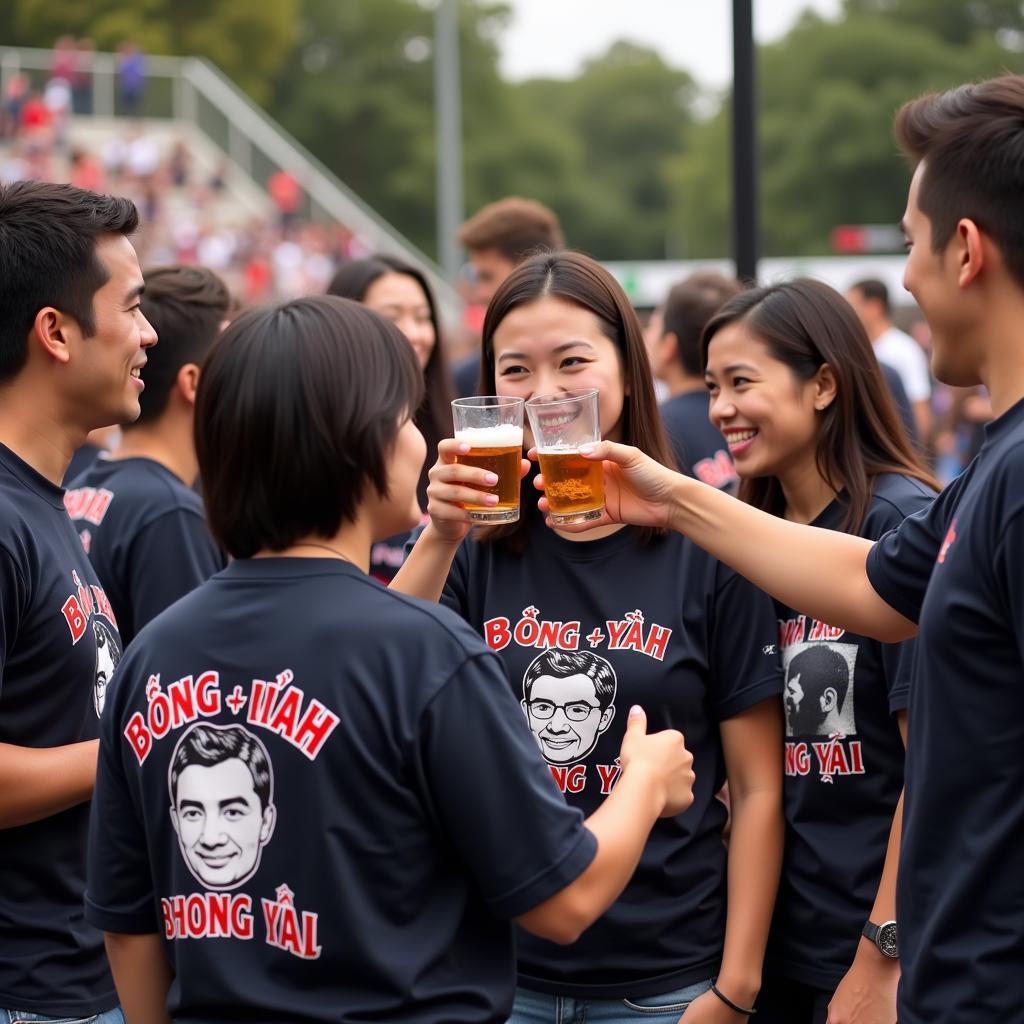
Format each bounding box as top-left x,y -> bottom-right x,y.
1,1010 -> 124,1024
510,979 -> 714,1023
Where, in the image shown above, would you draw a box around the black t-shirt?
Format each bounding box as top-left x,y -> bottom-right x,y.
85,558 -> 595,1024
63,441 -> 103,486
766,474 -> 934,991
441,507 -> 782,998
659,390 -> 738,490
866,398 -> 1024,1023
879,361 -> 918,446
65,457 -> 226,646
0,443 -> 120,1016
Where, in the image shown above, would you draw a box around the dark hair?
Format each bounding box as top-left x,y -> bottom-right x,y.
170,724 -> 272,810
523,649 -> 617,708
480,250 -> 677,548
196,295 -> 423,559
788,645 -> 849,708
327,255 -> 452,505
849,278 -> 890,315
662,271 -> 744,377
457,197 -> 565,262
130,265 -> 232,425
701,279 -> 938,533
0,181 -> 139,383
895,75 -> 1024,288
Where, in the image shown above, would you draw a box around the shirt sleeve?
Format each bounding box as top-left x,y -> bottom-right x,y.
0,542 -> 26,691
415,653 -> 597,920
84,656 -> 159,933
439,540 -> 471,619
879,636 -> 916,714
127,510 -> 225,633
866,482 -> 960,624
994,507 -> 1024,667
710,563 -> 784,721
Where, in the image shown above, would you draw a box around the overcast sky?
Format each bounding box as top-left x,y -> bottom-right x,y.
498,0 -> 843,88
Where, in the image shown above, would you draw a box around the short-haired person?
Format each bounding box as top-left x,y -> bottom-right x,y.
702,278 -> 937,1022
452,196 -> 565,397
66,265 -> 229,645
327,255 -> 452,581
85,295 -> 695,1024
395,250 -> 784,1022
846,278 -> 933,441
0,180 -> 156,1022
543,76 -> 1024,1023
652,271 -> 742,491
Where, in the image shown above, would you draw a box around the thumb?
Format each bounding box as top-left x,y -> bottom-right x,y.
579,440 -> 635,466
626,704 -> 647,735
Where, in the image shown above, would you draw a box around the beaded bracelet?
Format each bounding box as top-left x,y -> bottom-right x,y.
710,981 -> 757,1016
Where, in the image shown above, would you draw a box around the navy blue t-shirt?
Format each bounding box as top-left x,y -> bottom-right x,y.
85,558 -> 595,1024
659,390 -> 738,491
0,443 -> 120,1016
65,457 -> 226,646
766,474 -> 933,991
866,398 -> 1024,1023
441,507 -> 782,998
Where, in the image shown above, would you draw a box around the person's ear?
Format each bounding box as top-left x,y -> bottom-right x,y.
260,803 -> 277,845
956,218 -> 984,288
598,705 -> 616,732
31,307 -> 77,366
820,687 -> 838,713
176,363 -> 201,406
813,363 -> 838,413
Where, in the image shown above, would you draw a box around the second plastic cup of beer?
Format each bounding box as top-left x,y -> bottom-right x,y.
452,396 -> 525,523
526,389 -> 605,525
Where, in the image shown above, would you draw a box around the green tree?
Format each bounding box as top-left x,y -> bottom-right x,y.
666,8 -> 1024,258
7,0 -> 298,103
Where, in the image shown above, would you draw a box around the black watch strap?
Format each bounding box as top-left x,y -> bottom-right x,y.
863,919 -> 899,958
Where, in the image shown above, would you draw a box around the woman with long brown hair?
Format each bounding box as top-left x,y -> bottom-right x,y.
394,250 -> 784,1023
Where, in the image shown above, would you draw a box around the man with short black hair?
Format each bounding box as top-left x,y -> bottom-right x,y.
66,265 -> 228,645
847,277 -> 932,439
452,197 -> 565,396
0,180 -> 156,1022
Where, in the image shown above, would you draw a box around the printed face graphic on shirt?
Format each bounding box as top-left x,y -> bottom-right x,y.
782,642 -> 857,738
169,723 -> 277,890
521,650 -> 617,765
93,619 -> 121,717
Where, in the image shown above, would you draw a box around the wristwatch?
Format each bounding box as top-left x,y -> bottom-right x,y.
863,919 -> 898,958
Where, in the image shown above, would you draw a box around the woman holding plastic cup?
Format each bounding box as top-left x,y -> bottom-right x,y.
394,250 -> 784,1023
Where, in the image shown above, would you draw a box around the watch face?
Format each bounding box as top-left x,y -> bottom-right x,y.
878,922 -> 899,958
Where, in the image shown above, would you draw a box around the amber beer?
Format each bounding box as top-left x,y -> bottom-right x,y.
454,424 -> 523,523
538,447 -> 605,524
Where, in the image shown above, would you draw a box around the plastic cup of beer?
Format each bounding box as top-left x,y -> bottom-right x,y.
452,396 -> 525,523
526,389 -> 605,525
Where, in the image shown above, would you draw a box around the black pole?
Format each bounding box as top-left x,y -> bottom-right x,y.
732,0 -> 759,283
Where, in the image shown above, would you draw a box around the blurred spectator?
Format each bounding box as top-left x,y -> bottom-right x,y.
168,139 -> 190,187
71,39 -> 95,115
847,278 -> 933,441
651,271 -> 742,490
50,36 -> 77,84
43,75 -> 72,152
68,146 -> 105,192
2,73 -> 29,139
118,41 -> 147,116
268,168 -> 303,231
452,196 -> 565,396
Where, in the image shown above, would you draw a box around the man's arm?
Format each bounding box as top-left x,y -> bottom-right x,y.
104,932 -> 173,1024
544,443 -> 919,643
0,739 -> 98,828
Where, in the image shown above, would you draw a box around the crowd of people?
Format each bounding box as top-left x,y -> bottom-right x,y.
0,61 -> 1021,1024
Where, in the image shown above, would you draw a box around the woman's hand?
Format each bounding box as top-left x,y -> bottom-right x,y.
676,989 -> 749,1022
427,438 -> 530,542
826,943 -> 899,1024
532,441 -> 684,532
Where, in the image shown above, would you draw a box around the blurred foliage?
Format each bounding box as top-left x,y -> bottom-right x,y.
4,0 -> 1024,259
5,0 -> 298,103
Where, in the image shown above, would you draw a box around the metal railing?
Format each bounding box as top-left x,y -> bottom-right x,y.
0,45 -> 459,313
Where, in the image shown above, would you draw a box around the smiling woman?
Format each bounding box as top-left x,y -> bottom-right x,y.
394,249 -> 786,1024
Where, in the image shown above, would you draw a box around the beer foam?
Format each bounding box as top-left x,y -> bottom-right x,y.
454,424 -> 523,448
537,443 -> 585,454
